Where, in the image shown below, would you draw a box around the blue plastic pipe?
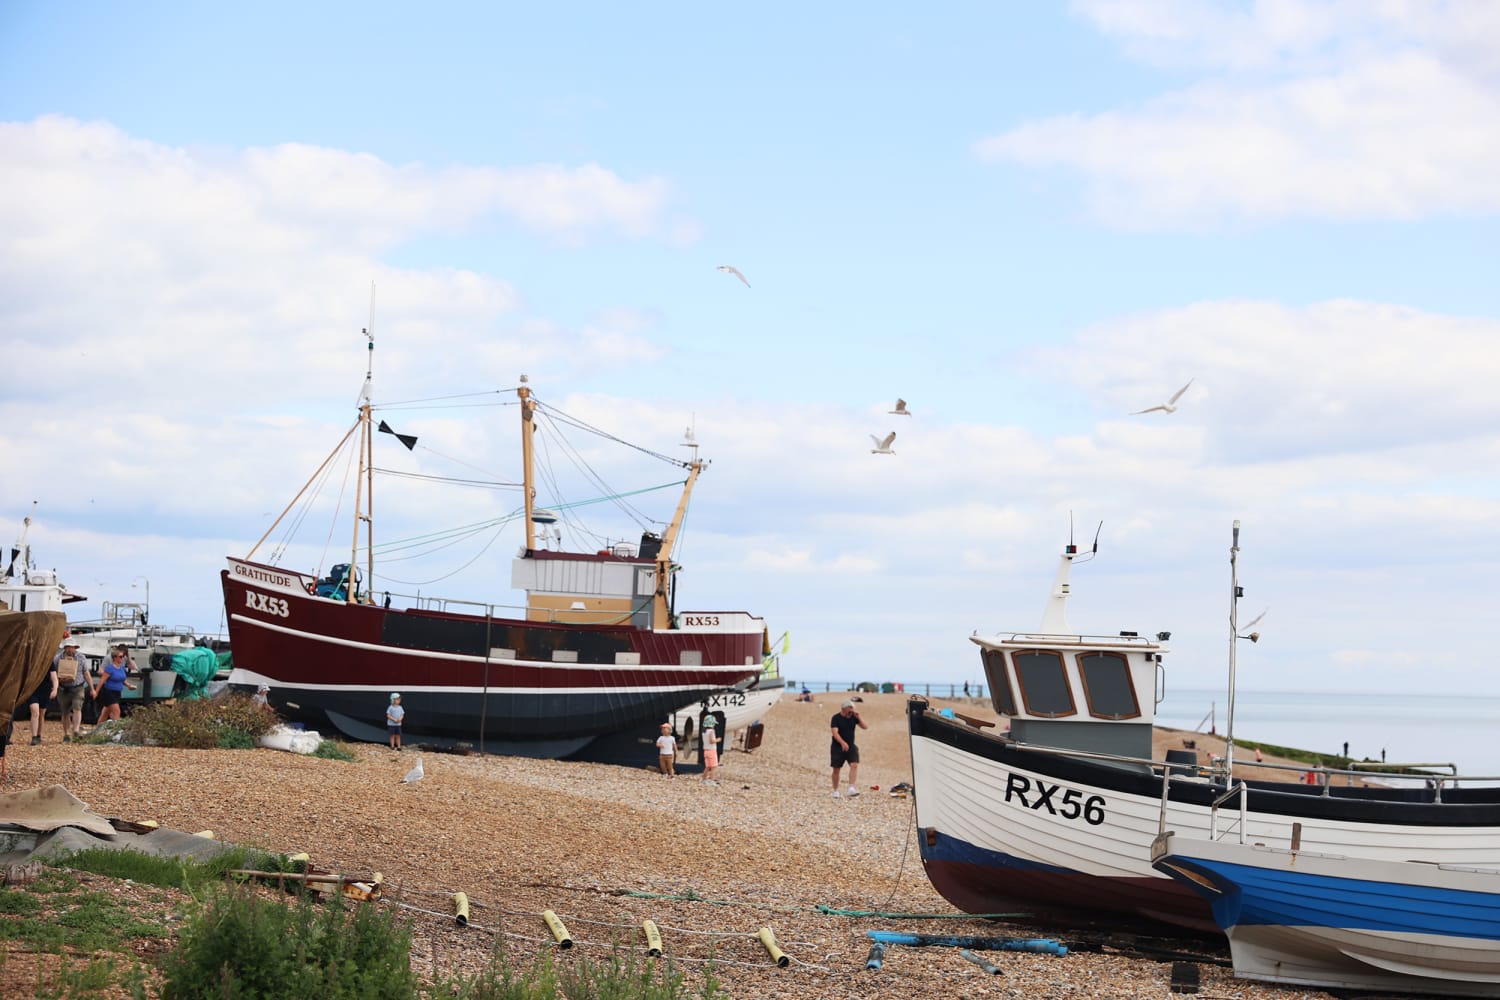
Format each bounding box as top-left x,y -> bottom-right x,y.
864,931 -> 1067,956
960,948 -> 1003,974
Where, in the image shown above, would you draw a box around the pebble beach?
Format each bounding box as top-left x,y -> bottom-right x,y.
3,691 -> 1342,998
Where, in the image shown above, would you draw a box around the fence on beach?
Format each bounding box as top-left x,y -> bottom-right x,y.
788,680 -> 987,701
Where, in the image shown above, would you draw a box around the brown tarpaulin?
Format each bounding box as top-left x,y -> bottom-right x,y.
0,610 -> 69,750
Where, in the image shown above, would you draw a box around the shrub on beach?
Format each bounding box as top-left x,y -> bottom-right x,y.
159,888 -> 417,999
124,693 -> 280,749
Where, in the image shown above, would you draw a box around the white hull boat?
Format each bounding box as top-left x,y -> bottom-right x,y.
907,524 -> 1500,933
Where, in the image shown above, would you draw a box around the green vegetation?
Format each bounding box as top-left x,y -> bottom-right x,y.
123,693 -> 279,749
312,739 -> 359,762
158,888 -> 418,999
0,868 -> 170,955
47,846 -> 296,896
4,847 -> 726,998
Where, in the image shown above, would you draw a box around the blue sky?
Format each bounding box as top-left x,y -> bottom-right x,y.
4,3 -> 1500,755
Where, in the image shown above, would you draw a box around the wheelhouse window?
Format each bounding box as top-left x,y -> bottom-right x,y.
1011,650 -> 1076,717
1076,651 -> 1141,720
981,648 -> 1017,715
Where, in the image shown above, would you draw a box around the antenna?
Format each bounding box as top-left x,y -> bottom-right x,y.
360,282 -> 376,405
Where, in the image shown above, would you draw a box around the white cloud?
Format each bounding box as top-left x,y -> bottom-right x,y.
981,3 -> 1500,224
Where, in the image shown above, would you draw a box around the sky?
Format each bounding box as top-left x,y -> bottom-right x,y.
4,2 -> 1500,738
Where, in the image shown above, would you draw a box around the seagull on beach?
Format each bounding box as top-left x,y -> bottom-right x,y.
870,431 -> 896,454
401,757 -> 424,783
889,398 -> 911,416
1131,378 -> 1194,415
716,264 -> 750,287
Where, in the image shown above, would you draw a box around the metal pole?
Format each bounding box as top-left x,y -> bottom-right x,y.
1225,521 -> 1240,779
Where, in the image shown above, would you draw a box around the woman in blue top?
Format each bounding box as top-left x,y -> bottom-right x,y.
91,646 -> 137,723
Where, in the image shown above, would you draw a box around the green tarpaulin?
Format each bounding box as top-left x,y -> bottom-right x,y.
170,646 -> 219,700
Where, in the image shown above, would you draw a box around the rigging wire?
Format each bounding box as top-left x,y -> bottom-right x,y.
535,398 -> 692,471
534,408 -> 659,535
374,468 -> 522,491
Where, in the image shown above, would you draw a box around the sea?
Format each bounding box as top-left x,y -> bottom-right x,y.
1155,688 -> 1500,780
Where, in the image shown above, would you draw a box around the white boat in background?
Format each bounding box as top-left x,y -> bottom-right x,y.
1152,824 -> 1500,996
906,523 -> 1500,934
1,508 -> 87,617
66,601 -> 213,701
666,651 -> 787,753
2,507 -> 217,704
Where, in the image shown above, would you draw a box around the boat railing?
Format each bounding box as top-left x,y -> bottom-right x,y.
403,593 -> 636,627
934,709 -> 1494,798
984,631 -> 1161,648
1155,773 -> 1251,846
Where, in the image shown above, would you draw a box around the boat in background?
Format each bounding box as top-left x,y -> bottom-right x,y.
2,508 -> 220,705
224,341 -> 768,763
1,507 -> 88,619
666,632 -> 788,753
1152,824 -> 1500,996
907,523 -> 1500,934
66,601 -> 215,702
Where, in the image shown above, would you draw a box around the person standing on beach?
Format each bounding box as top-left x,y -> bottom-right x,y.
701,720 -> 720,785
54,640 -> 89,742
830,699 -> 868,798
386,693 -> 405,750
656,723 -> 677,778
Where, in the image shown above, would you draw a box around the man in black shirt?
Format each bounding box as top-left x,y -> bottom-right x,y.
829,699 -> 869,799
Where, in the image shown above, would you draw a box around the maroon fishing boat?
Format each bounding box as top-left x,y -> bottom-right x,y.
224,346 -> 767,762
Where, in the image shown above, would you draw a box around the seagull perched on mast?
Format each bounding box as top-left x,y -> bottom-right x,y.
716,264 -> 750,287
870,431 -> 896,455
889,398 -> 911,416
1131,378 -> 1194,415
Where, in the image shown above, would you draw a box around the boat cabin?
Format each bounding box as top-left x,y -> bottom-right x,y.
971,538 -> 1167,765
973,630 -> 1164,763
512,531 -> 664,627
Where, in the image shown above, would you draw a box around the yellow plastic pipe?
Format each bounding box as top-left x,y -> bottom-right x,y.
543,909 -> 574,949
757,926 -> 789,967
453,892 -> 470,927
642,919 -> 663,957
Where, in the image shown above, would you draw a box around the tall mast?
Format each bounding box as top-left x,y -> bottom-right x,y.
348,326 -> 375,604
651,459 -> 702,627
518,377 -> 537,551
1225,520 -> 1241,777
363,289 -> 376,599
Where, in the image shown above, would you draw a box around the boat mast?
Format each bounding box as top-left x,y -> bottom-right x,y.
518,377 -> 538,551
1225,520 -> 1241,778
348,327 -> 375,604
651,459 -> 702,627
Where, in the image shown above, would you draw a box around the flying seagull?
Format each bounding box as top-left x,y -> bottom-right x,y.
716,264 -> 750,288
870,431 -> 896,455
889,398 -> 911,416
401,757 -> 424,784
1131,378 -> 1194,415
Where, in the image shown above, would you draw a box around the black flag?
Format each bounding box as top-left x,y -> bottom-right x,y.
377,420 -> 418,451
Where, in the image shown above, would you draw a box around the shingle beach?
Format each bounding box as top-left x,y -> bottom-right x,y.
3,692 -> 1338,998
